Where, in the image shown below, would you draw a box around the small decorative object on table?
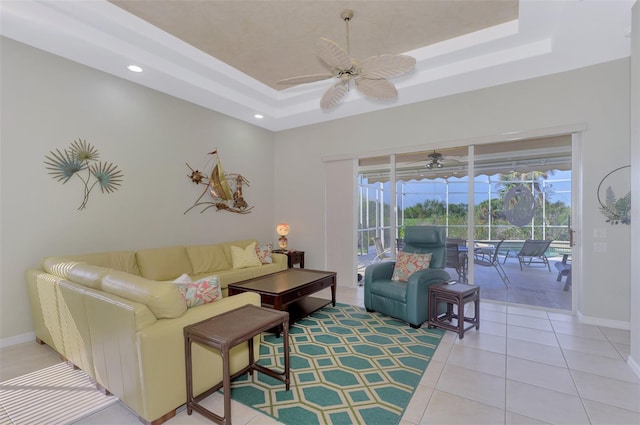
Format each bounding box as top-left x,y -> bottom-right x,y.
428,282 -> 480,339
276,222 -> 290,249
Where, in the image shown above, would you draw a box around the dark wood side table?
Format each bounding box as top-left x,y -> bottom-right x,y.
428,282 -> 480,339
273,249 -> 305,268
184,305 -> 290,424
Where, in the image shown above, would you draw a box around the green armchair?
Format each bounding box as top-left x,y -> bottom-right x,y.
364,225 -> 452,328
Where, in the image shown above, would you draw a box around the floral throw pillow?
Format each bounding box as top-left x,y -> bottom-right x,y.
391,251 -> 432,282
255,243 -> 273,264
176,276 -> 222,308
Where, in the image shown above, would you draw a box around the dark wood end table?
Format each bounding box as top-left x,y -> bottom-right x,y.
428,282 -> 480,339
184,304 -> 290,424
273,250 -> 305,268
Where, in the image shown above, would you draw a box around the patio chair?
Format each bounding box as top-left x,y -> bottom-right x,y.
554,254 -> 572,291
446,243 -> 467,283
474,239 -> 509,287
503,239 -> 552,271
373,237 -> 391,263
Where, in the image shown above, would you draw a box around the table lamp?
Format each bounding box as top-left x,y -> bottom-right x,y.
276,222 -> 290,250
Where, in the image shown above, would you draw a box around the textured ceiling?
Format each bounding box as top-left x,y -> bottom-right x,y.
110,0 -> 518,90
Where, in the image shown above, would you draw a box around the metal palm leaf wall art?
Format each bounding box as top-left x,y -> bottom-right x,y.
184,149 -> 253,214
44,139 -> 123,210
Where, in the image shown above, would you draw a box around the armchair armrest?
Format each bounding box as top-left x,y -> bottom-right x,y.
363,262 -> 395,307
364,261 -> 395,284
406,268 -> 451,299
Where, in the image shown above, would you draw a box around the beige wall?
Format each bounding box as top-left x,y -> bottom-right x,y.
1,35 -> 634,344
0,38 -> 277,343
275,58 -> 632,327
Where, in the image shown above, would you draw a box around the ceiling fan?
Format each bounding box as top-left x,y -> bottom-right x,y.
277,9 -> 416,110
425,150 -> 462,169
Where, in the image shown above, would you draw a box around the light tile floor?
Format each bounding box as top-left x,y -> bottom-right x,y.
1,285 -> 638,425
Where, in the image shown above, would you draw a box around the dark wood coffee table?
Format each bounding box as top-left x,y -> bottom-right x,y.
228,269 -> 336,325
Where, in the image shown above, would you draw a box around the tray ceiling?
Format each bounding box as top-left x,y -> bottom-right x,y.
0,1 -> 634,131
109,0 -> 518,91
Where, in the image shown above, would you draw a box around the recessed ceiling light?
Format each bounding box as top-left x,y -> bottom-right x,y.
127,65 -> 143,73
254,114 -> 264,119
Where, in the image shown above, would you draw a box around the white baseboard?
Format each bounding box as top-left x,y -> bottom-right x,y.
0,332 -> 35,348
628,355 -> 640,379
576,311 -> 630,330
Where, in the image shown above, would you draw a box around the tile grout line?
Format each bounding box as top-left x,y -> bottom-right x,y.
548,310 -> 597,425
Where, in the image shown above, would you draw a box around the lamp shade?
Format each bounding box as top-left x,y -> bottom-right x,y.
276,222 -> 290,236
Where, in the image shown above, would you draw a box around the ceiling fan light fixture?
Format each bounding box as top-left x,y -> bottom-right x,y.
276,9 -> 416,110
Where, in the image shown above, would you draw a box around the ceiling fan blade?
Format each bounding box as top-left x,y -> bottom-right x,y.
320,81 -> 349,109
277,73 -> 333,86
316,37 -> 353,70
355,78 -> 397,100
359,54 -> 416,79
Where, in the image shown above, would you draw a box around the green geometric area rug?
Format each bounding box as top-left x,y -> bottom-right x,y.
229,303 -> 444,425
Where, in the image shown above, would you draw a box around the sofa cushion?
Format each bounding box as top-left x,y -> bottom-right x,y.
136,246 -> 193,281
391,251 -> 432,282
101,271 -> 187,319
369,280 -> 408,303
43,251 -> 140,275
231,242 -> 262,269
67,264 -> 112,290
185,244 -> 231,274
42,258 -> 87,279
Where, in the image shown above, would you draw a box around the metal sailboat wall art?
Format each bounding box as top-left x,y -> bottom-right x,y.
185,149 -> 253,214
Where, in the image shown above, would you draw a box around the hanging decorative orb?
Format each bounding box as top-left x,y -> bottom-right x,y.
503,185 -> 536,227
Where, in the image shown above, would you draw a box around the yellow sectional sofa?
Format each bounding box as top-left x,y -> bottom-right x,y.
25,239 -> 286,424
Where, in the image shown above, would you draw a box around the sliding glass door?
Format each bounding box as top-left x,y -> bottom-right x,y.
357,137 -> 572,310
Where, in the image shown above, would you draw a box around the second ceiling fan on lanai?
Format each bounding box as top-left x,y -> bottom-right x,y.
423,150 -> 463,169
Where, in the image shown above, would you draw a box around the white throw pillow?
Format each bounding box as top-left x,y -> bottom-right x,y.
231,242 -> 262,269
173,273 -> 192,284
